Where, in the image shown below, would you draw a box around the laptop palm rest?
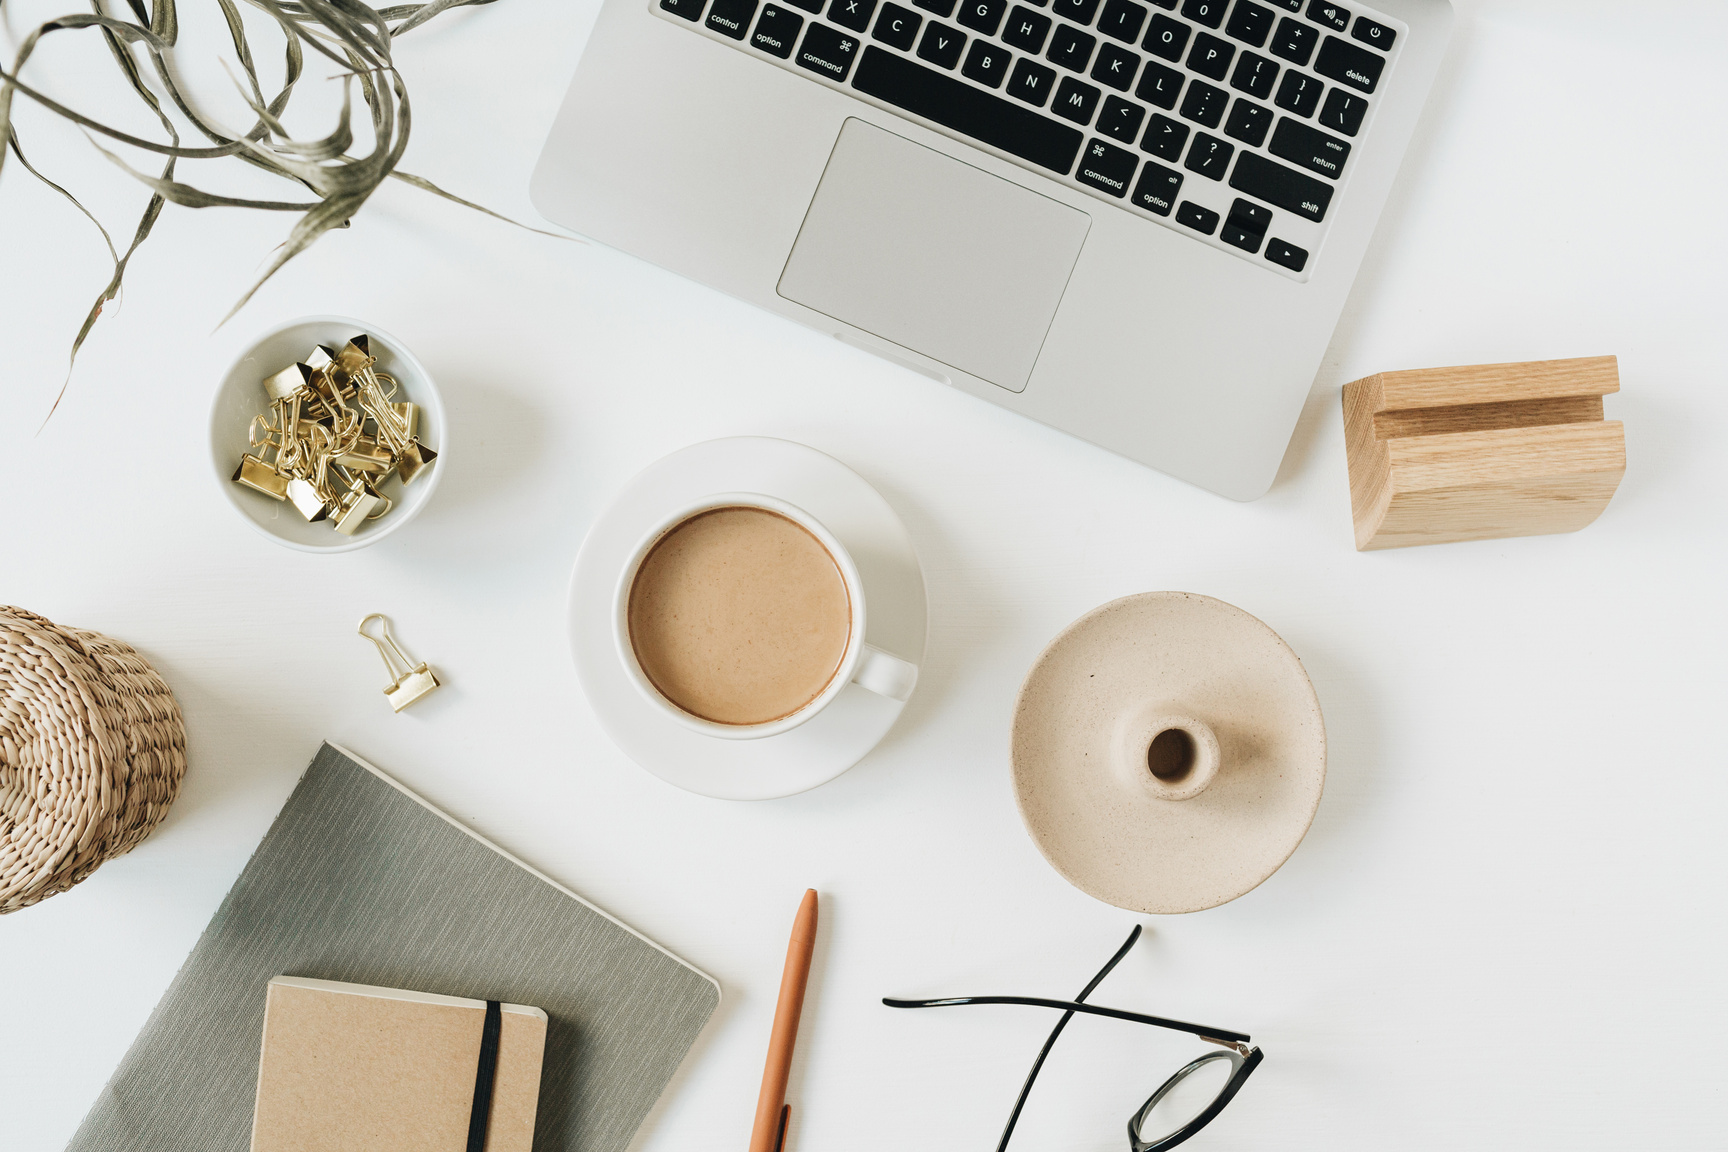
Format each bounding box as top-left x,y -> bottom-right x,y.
777,119 -> 1090,393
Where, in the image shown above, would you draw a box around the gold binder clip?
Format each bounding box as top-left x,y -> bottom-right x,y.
263,361 -> 315,401
304,344 -> 338,376
358,613 -> 441,712
334,435 -> 395,473
395,438 -> 439,485
331,473 -> 383,536
231,453 -> 289,500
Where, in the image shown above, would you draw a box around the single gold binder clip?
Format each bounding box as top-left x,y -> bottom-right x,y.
334,435 -> 395,473
231,453 -> 288,500
304,344 -> 338,375
395,438 -> 439,485
358,613 -> 441,712
332,479 -> 384,536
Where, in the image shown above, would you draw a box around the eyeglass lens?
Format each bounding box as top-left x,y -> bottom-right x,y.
1129,1052 -> 1238,1148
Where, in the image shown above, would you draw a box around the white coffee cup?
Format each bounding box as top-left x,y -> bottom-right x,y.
613,493 -> 919,740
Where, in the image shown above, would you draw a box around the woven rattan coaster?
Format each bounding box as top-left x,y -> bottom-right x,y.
0,606 -> 186,914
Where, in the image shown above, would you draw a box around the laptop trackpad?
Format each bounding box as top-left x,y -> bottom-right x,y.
777,119 -> 1090,393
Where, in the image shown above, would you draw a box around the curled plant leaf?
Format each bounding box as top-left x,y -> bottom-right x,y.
0,0 -> 572,423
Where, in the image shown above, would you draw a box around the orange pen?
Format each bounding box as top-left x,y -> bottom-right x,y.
747,889 -> 819,1152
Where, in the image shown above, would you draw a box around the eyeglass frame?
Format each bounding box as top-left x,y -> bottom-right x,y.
884,926 -> 1264,1152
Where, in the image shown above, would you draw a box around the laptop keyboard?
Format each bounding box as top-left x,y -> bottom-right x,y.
655,0 -> 1404,281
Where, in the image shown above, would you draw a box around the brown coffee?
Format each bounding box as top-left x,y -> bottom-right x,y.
627,506 -> 852,726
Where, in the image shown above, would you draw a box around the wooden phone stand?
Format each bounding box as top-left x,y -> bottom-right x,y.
1342,356 -> 1626,551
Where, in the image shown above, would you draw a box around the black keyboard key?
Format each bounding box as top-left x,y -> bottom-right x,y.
753,4 -> 805,54
1186,32 -> 1234,80
1179,0 -> 1224,29
1140,112 -> 1188,159
1007,56 -> 1059,103
1269,16 -> 1316,64
1230,150 -> 1333,219
962,39 -> 1013,85
708,0 -> 759,38
1097,94 -> 1146,141
1225,198 -> 1271,254
873,1 -> 922,47
1130,160 -> 1182,214
957,0 -> 1006,35
1230,51 -> 1278,98
798,21 -> 861,75
1221,222 -> 1262,252
1314,34 -> 1383,93
916,21 -> 966,66
1077,137 -> 1138,196
1176,200 -> 1219,233
1003,5 -> 1052,51
1148,0 -> 1174,7
661,0 -> 705,22
1306,1 -> 1347,31
1178,79 -> 1227,127
1318,87 -> 1367,135
1097,0 -> 1148,42
1227,197 -> 1272,233
1052,75 -> 1102,123
1135,61 -> 1184,107
1267,0 -> 1300,9
1223,98 -> 1272,146
1047,23 -> 1096,69
1351,14 -> 1394,50
1091,42 -> 1141,90
913,0 -> 955,16
1225,1 -> 1273,47
1184,130 -> 1232,178
1273,69 -> 1321,116
1269,115 -> 1349,177
828,0 -> 878,31
1053,0 -> 1101,24
1142,14 -> 1190,60
1265,236 -> 1308,271
852,46 -> 1084,171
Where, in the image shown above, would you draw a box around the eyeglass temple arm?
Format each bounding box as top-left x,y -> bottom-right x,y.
880,996 -> 1251,1046
991,925 -> 1144,1152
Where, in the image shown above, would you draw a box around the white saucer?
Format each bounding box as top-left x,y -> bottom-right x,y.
568,438 -> 928,800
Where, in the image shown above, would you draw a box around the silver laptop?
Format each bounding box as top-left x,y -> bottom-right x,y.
531,0 -> 1452,499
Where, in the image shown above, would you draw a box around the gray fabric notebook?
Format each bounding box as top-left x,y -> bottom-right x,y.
69,742 -> 719,1152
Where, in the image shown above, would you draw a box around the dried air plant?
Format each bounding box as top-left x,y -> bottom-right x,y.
0,0 -> 568,419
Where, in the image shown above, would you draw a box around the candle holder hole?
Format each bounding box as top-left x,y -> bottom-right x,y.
1148,728 -> 1197,783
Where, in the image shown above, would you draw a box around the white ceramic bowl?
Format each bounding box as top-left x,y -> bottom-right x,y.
210,315 -> 446,553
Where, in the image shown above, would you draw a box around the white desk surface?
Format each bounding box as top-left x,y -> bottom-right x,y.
2,0 -> 1723,1148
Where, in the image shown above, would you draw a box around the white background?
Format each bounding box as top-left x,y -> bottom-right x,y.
2,0 -> 1725,1148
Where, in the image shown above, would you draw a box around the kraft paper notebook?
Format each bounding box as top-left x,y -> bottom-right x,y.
68,742 -> 720,1152
252,977 -> 548,1152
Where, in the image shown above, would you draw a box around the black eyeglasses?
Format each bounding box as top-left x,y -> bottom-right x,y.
884,926 -> 1263,1152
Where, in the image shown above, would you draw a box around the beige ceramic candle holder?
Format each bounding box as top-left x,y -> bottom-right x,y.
1011,593 -> 1326,915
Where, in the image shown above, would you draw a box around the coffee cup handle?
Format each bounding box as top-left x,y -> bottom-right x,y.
851,643 -> 919,703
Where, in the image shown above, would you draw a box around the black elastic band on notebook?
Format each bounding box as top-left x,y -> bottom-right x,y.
466,1000 -> 503,1152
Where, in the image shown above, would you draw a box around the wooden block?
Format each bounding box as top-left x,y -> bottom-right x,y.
1343,356 -> 1626,551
